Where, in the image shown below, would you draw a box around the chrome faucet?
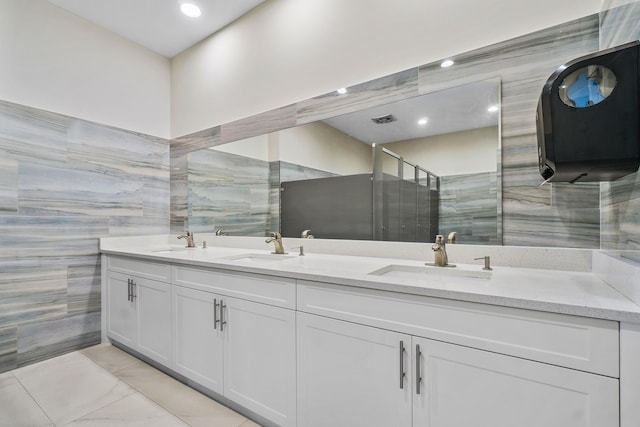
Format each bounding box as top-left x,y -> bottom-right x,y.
432,234 -> 448,266
177,231 -> 196,248
215,229 -> 228,236
301,229 -> 315,239
265,232 -> 286,254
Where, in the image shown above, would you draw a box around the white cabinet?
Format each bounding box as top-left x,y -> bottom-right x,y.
223,296 -> 296,426
172,267 -> 297,427
106,271 -> 136,348
297,312 -> 412,427
413,336 -> 619,427
297,312 -> 619,427
173,286 -> 224,393
105,257 -> 172,366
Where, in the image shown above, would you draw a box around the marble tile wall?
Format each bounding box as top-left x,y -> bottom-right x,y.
171,15 -> 601,249
599,0 -> 640,263
0,100 -> 170,373
440,172 -> 499,245
187,147 -> 337,237
187,148 -> 270,236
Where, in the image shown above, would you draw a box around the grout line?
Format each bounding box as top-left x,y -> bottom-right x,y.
9,371 -> 56,427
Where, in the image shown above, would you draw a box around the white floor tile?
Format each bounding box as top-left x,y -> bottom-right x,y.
114,360 -> 250,427
12,352 -> 134,426
5,345 -> 260,427
63,392 -> 189,427
80,343 -> 140,374
0,372 -> 53,427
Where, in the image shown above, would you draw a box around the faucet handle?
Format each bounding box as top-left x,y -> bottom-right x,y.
474,256 -> 492,270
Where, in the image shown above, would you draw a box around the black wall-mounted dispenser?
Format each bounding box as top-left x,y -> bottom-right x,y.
536,41 -> 640,183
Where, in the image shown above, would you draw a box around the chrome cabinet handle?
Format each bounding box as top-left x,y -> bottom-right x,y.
220,300 -> 227,331
416,344 -> 423,395
214,298 -> 220,330
399,340 -> 406,389
127,279 -> 131,302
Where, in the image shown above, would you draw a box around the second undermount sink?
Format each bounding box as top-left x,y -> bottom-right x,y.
150,247 -> 197,254
369,263 -> 492,280
221,253 -> 296,263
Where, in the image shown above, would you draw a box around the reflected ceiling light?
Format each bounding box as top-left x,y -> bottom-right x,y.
180,2 -> 201,17
487,105 -> 500,113
440,59 -> 454,68
418,118 -> 428,125
336,88 -> 347,95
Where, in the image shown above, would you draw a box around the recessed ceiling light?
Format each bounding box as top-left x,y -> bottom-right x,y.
487,105 -> 499,113
418,118 -> 428,125
180,2 -> 201,18
336,88 -> 347,95
440,59 -> 454,68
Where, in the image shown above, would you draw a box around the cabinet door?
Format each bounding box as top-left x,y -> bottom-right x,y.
412,336 -> 619,427
297,312 -> 412,427
173,286 -> 224,394
224,297 -> 297,427
135,277 -> 172,365
106,272 -> 137,347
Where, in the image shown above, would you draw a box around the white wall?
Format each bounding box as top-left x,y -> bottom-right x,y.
384,127 -> 499,177
211,121 -> 371,175
278,122 -> 371,175
0,0 -> 171,139
171,0 -> 602,138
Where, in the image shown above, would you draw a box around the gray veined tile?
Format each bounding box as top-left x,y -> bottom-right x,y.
0,157 -> 18,214
12,352 -> 134,426
600,1 -> 640,49
67,263 -> 101,315
0,100 -> 69,165
220,104 -> 297,145
0,327 -> 17,373
67,119 -> 170,177
172,125 -> 221,155
0,371 -> 53,427
18,161 -> 144,217
17,312 -> 101,367
0,266 -> 68,328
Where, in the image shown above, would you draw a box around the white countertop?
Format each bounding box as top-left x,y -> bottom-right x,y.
100,235 -> 640,323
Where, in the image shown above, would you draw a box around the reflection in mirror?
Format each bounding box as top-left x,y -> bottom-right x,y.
187,78 -> 500,245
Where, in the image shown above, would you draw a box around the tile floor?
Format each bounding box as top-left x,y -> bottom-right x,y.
0,343 -> 261,427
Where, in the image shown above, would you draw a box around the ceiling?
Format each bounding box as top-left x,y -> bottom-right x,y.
47,0 -> 267,58
323,80 -> 500,145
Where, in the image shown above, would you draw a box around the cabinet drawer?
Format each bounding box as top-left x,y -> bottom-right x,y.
107,256 -> 171,282
298,281 -> 619,377
174,266 -> 296,309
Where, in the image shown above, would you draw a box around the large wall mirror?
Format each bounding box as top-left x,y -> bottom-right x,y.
187,78 -> 501,245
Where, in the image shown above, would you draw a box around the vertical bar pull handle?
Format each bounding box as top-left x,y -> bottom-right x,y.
213,298 -> 220,330
220,300 -> 227,331
127,279 -> 131,301
399,340 -> 406,389
131,280 -> 136,301
416,344 -> 423,395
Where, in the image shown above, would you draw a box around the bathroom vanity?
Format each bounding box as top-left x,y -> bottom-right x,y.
100,235 -> 640,427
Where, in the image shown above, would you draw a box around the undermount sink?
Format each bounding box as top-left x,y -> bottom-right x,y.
369,263 -> 492,280
150,247 -> 197,254
221,253 -> 296,263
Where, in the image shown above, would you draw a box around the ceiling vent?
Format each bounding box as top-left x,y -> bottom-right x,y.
371,114 -> 396,124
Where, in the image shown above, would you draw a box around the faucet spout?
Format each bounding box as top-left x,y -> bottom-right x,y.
177,231 -> 196,248
265,232 -> 286,254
